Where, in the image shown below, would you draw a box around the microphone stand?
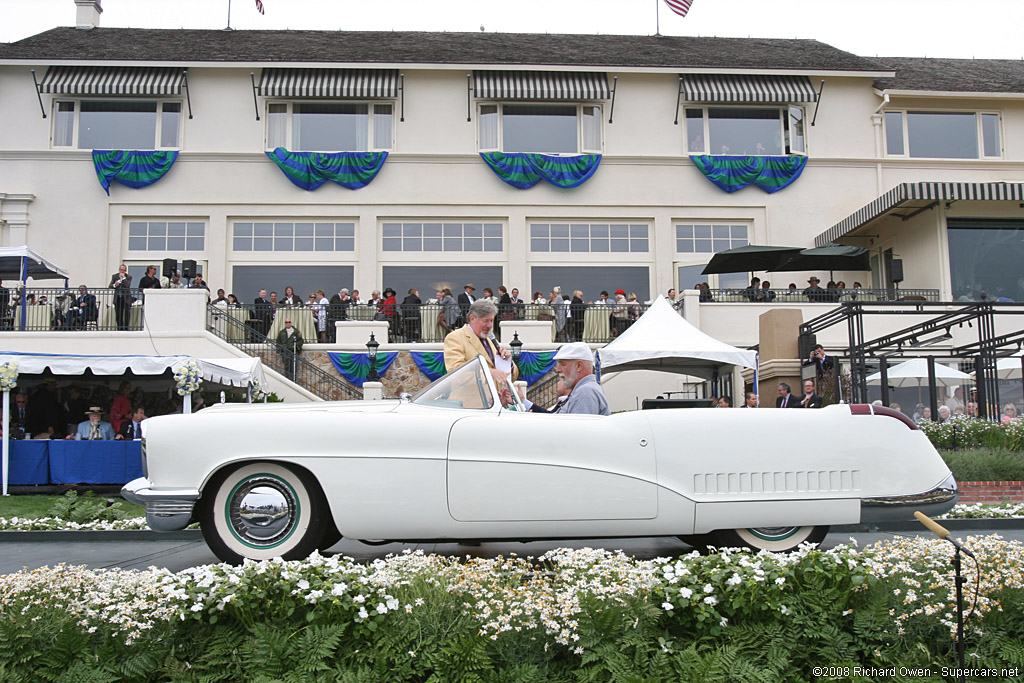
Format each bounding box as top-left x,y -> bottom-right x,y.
914,511 -> 968,683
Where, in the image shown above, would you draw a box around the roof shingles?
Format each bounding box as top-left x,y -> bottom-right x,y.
873,57 -> 1024,93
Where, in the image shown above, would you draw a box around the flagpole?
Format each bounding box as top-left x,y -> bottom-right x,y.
226,0 -> 232,30
655,0 -> 661,36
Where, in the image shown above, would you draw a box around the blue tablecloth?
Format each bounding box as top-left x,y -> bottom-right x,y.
2,441 -> 49,486
48,441 -> 143,485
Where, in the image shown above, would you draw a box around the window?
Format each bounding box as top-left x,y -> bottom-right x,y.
381,222 -> 503,253
128,220 -> 205,252
947,219 -> 1024,301
479,104 -> 602,154
381,266 -> 504,300
884,110 -> 1001,159
53,100 -> 181,149
530,223 -> 649,253
676,224 -> 748,253
232,221 -> 355,252
685,106 -> 805,156
266,102 -> 392,151
531,266 -> 651,302
232,265 -> 354,305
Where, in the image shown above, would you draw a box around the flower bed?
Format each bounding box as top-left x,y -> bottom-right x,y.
3,540 -> 1024,680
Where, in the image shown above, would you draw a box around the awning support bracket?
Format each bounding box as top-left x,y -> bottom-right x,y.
399,73 -> 405,122
250,72 -> 261,121
810,79 -> 825,126
608,75 -> 618,124
466,73 -> 473,122
901,201 -> 939,222
673,76 -> 684,125
30,69 -> 47,119
182,70 -> 194,120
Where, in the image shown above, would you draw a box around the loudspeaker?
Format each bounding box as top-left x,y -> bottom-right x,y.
798,332 -> 817,362
890,259 -> 904,284
162,258 -> 177,279
182,259 -> 197,279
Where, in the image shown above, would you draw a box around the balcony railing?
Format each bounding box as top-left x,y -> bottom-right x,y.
206,304 -> 361,401
0,287 -> 145,331
701,287 -> 941,303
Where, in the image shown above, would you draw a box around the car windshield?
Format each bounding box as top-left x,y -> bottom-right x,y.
411,357 -> 495,410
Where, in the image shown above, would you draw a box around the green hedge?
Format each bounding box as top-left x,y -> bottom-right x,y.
940,448 -> 1024,482
2,541 -> 1024,681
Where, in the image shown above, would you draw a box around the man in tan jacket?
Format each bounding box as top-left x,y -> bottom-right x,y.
443,299 -> 519,383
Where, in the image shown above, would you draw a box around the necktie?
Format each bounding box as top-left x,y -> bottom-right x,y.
480,338 -> 494,363
89,422 -> 100,440
134,422 -> 140,439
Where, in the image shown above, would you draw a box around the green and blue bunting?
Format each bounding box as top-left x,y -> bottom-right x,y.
411,351 -> 447,382
480,152 -> 601,189
266,148 -> 388,191
91,150 -> 179,195
690,155 -> 807,194
328,352 -> 398,387
517,351 -> 556,385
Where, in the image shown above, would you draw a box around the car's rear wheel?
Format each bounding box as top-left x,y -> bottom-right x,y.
713,525 -> 829,553
200,462 -> 330,564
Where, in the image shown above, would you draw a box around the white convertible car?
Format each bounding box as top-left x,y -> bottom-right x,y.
123,355 -> 958,564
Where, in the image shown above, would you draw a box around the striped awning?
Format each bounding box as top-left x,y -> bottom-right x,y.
473,71 -> 610,100
257,68 -> 399,98
816,182 -> 1024,246
681,74 -> 817,104
38,66 -> 185,96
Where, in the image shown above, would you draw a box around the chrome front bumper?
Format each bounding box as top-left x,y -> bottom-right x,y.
860,473 -> 959,523
121,477 -> 200,532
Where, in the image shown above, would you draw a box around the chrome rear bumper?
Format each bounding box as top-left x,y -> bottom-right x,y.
860,473 -> 958,523
121,477 -> 200,532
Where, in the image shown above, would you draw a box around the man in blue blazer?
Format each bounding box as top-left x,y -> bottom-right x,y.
68,406 -> 115,440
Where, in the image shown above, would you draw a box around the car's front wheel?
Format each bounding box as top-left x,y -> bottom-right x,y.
200,462 -> 330,564
713,525 -> 829,552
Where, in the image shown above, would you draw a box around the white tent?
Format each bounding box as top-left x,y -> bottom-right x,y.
0,246 -> 70,282
0,353 -> 266,389
865,358 -> 974,387
597,296 -> 758,381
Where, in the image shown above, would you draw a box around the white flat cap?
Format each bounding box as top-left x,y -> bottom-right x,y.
553,342 -> 593,362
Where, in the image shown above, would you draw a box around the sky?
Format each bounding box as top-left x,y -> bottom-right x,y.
2,0 -> 1023,60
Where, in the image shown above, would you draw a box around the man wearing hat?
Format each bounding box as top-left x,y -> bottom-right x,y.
457,283 -> 476,326
443,299 -> 518,383
803,276 -> 827,302
67,406 -> 115,441
522,342 -> 610,416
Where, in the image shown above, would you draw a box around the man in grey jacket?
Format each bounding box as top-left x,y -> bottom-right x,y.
521,342 -> 610,416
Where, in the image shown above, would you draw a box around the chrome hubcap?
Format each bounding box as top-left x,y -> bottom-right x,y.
228,476 -> 297,547
748,526 -> 800,541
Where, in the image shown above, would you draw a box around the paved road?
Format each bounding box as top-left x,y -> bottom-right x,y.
3,525 -> 1023,574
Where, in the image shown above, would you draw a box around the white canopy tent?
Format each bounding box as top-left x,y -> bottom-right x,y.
597,296 -> 758,382
0,353 -> 268,495
0,246 -> 71,331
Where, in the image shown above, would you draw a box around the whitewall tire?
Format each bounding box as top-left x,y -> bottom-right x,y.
200,462 -> 330,564
714,525 -> 829,553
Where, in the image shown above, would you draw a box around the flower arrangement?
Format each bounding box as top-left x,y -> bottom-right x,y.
249,376 -> 267,401
0,359 -> 18,392
173,360 -> 202,396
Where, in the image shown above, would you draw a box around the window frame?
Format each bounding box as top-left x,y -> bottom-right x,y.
379,220 -> 506,258
477,101 -> 603,155
673,221 -> 753,291
126,218 -> 207,254
683,105 -> 807,157
264,100 -> 394,152
883,109 -> 1003,159
51,98 -> 184,150
230,219 -> 357,255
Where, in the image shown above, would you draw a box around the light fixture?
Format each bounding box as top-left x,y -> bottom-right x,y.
510,331 -> 523,364
366,332 -> 380,382
911,330 -> 953,348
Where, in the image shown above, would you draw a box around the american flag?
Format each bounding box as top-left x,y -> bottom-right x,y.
255,0 -> 265,14
663,0 -> 693,18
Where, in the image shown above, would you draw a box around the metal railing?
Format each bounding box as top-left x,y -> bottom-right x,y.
0,287 -> 145,331
702,287 -> 941,303
206,305 -> 361,401
526,372 -> 562,410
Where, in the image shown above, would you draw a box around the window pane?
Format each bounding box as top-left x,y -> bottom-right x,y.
423,237 -> 442,250
695,239 -> 713,253
531,224 -> 549,238
295,222 -> 314,237
294,102 -> 368,152
484,223 -> 502,237
676,224 -> 693,239
611,239 -> 628,252
78,101 -> 157,149
187,222 -> 204,236
571,239 -> 589,252
382,223 -> 401,237
336,237 -> 354,251
479,104 -> 499,149
591,239 -> 609,252
254,237 -> 273,251
128,237 -> 147,250
532,265 -> 650,303
168,222 -> 186,236
129,222 -> 147,236
707,107 -> 782,155
404,237 -> 422,251
148,237 -> 166,250
713,224 -> 730,238
551,224 -> 570,238
502,104 -> 577,154
907,111 -> 978,159
54,101 -> 75,147
167,236 -> 186,250
373,103 -> 392,150
884,111 -> 904,155
315,222 -> 334,236
630,238 -> 648,252
694,224 -> 711,238
731,225 -> 747,239
294,237 -> 314,251
582,105 -> 601,151
254,222 -> 273,237
713,239 -> 730,252
630,225 -> 648,238
443,238 -> 461,251
464,237 -> 483,251
268,103 -> 288,149
464,223 -> 483,237
947,220 -> 1024,302
275,223 -> 293,236
383,237 -> 402,251
484,238 -> 502,252
610,224 -> 628,238
233,237 -> 252,251
274,237 -> 293,251
160,102 -> 181,147
149,222 -> 166,236
315,237 -> 333,251
982,113 -> 1000,157
531,238 -> 549,252
443,223 -> 462,237
186,237 -> 204,251
685,109 -> 705,153
424,223 -> 442,237
788,106 -> 805,154
551,239 -> 569,252
592,224 -> 609,238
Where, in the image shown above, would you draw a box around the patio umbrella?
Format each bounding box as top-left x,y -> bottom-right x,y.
701,245 -> 803,275
866,358 -> 974,405
769,245 -> 870,280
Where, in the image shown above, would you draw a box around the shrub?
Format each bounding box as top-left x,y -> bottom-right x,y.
940,448 -> 1024,482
